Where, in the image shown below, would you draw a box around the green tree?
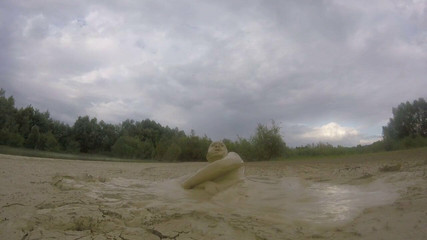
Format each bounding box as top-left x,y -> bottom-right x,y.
177,131 -> 211,161
99,120 -> 119,152
383,98 -> 427,140
6,132 -> 25,147
0,89 -> 16,131
154,126 -> 187,161
111,136 -> 152,159
154,137 -> 170,160
251,121 -> 287,161
163,142 -> 181,161
140,139 -> 155,159
50,120 -> 71,151
16,106 -> 35,139
26,125 -> 40,149
38,131 -> 59,151
72,116 -> 102,152
120,119 -> 136,137
32,110 -> 51,134
0,89 -> 19,145
136,119 -> 163,146
66,140 -> 81,153
234,137 -> 255,161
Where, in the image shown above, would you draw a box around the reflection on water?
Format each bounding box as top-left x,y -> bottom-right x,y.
304,181 -> 398,224
86,175 -> 400,227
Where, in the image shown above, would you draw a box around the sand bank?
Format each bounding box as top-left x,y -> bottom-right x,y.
1,149 -> 426,239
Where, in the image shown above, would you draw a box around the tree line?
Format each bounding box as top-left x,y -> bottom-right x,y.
0,89 -> 287,161
381,98 -> 427,150
286,98 -> 427,157
1,89 -> 426,161
289,97 -> 427,157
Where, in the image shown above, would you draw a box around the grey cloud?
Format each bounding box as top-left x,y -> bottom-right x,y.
1,0 -> 426,146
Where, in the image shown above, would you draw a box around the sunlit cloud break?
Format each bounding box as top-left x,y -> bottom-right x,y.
301,122 -> 358,140
294,122 -> 363,146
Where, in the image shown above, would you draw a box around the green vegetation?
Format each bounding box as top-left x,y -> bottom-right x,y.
382,98 -> 427,151
111,136 -> 154,159
223,121 -> 286,161
0,145 -> 142,162
284,146 -> 427,163
0,88 -> 426,162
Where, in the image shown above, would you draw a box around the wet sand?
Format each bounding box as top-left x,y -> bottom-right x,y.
1,149 -> 427,239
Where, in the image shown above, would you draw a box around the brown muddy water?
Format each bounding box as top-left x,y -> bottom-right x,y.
1,152 -> 426,239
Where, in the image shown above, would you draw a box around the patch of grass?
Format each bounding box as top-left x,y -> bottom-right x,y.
0,145 -> 153,162
278,146 -> 427,163
1,145 -> 426,164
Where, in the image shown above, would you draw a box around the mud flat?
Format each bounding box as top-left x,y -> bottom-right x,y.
1,148 -> 427,239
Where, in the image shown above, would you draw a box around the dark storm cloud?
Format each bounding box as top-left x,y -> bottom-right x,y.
1,0 -> 426,146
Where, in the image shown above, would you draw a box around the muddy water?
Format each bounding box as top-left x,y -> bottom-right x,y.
27,168 -> 415,240
83,173 -> 402,229
2,153 -> 426,240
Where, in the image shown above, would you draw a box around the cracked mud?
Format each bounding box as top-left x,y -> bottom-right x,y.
1,151 -> 427,239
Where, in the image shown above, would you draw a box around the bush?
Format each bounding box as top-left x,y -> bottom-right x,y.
111,136 -> 153,159
140,140 -> 155,159
251,121 -> 287,161
401,135 -> 427,148
66,140 -> 81,153
234,137 -> 255,161
26,125 -> 40,149
381,135 -> 427,151
38,132 -> 59,151
177,133 -> 211,161
0,129 -> 9,145
154,138 -> 169,160
7,132 -> 25,147
163,143 -> 182,161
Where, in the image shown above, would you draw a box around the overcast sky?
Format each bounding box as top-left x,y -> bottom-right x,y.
1,0 -> 426,147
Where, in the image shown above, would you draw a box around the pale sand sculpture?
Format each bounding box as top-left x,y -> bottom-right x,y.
1,148 -> 427,239
181,141 -> 244,193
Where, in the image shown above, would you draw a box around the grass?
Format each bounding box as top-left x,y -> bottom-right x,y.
1,145 -> 426,163
0,145 -> 153,162
279,146 -> 427,163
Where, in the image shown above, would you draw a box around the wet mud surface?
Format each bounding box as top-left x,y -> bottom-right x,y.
1,150 -> 427,239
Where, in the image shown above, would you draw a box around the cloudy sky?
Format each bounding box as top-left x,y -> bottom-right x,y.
1,0 -> 426,147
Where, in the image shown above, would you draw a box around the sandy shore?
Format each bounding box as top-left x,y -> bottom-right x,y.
1,149 -> 426,239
